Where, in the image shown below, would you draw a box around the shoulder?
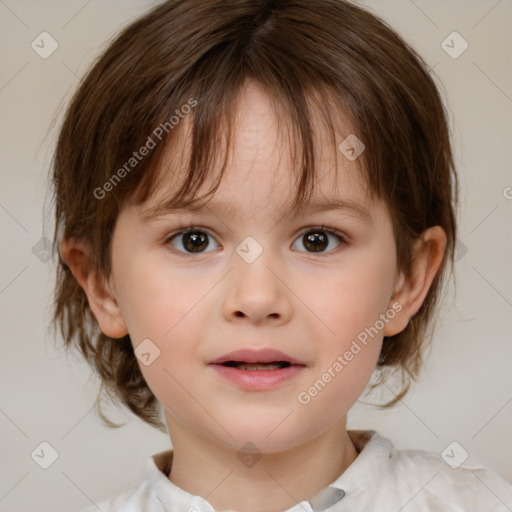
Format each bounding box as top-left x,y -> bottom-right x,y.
75,449 -> 174,512
385,436 -> 512,510
344,430 -> 512,511
76,479 -> 164,512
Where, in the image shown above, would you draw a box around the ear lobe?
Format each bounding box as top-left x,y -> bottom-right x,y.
59,237 -> 129,339
383,226 -> 447,338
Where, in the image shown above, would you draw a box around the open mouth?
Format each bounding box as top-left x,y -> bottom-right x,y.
210,353 -> 304,389
220,361 -> 292,370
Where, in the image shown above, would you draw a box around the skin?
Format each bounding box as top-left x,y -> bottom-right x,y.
60,81 -> 446,512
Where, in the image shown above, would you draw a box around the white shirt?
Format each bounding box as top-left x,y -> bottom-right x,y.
79,430 -> 512,511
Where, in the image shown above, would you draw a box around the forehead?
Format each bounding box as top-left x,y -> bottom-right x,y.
138,81 -> 374,220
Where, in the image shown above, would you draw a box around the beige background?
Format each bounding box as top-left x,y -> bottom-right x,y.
1,0 -> 511,510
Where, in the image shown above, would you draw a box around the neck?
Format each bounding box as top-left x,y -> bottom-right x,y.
165,414 -> 359,512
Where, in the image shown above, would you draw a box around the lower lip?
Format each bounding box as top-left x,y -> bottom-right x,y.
209,364 -> 304,390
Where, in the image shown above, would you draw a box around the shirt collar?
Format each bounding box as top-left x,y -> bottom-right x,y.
147,429 -> 394,512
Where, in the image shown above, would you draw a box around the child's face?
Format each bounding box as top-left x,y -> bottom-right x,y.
106,82 -> 404,452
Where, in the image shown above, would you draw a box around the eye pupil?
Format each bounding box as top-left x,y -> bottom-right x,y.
304,232 -> 328,252
183,231 -> 209,252
171,227 -> 341,255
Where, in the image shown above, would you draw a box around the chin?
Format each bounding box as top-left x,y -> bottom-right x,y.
209,413 -> 320,454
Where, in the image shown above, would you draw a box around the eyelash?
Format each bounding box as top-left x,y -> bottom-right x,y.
163,225 -> 348,257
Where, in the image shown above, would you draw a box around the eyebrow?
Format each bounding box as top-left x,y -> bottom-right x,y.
141,197 -> 373,223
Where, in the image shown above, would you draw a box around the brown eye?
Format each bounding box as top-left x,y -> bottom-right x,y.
166,228 -> 219,254
182,231 -> 209,252
302,231 -> 328,252
292,227 -> 345,254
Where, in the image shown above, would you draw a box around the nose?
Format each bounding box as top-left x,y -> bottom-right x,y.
222,248 -> 293,326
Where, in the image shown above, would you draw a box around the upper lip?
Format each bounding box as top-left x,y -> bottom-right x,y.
209,348 -> 305,366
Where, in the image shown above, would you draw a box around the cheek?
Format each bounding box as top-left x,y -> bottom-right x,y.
299,255 -> 391,392
115,258 -> 204,342
123,269 -> 210,379
310,264 -> 393,342
296,331 -> 383,425
296,354 -> 378,436
132,309 -> 207,429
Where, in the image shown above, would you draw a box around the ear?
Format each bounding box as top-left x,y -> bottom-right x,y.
383,226 -> 447,337
59,237 -> 129,339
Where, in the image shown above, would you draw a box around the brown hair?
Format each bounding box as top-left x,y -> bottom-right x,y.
48,0 -> 458,432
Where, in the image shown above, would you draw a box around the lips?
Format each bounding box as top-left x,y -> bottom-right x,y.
209,348 -> 305,369
208,348 -> 306,390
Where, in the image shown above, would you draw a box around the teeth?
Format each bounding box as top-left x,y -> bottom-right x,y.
238,363 -> 284,370
220,361 -> 291,370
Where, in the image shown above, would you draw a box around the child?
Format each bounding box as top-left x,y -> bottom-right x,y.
49,0 -> 512,510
